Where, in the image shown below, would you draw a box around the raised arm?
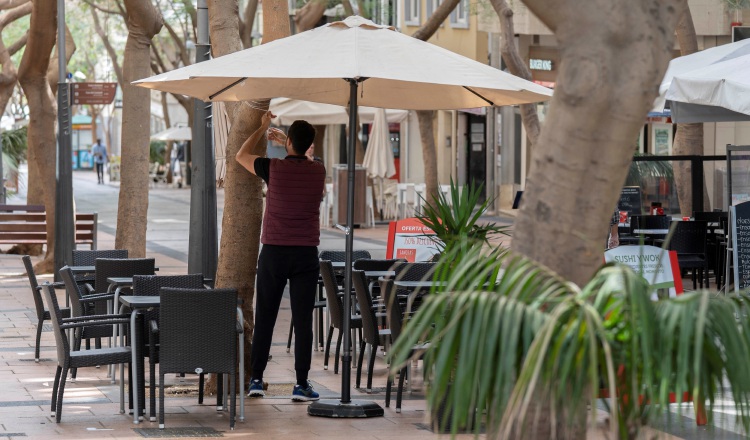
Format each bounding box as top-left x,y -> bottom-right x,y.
236,110 -> 276,175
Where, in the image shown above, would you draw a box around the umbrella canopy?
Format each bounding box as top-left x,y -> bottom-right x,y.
135,16 -> 552,109
362,108 -> 396,179
151,125 -> 192,141
652,38 -> 750,122
270,97 -> 408,125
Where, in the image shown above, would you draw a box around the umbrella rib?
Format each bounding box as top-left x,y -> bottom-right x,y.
462,86 -> 495,106
208,77 -> 249,100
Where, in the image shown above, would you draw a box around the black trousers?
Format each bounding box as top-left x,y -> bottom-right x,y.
251,244 -> 319,381
95,163 -> 104,182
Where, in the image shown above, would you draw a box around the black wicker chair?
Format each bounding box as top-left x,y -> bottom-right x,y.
22,255 -> 70,362
389,262 -> 437,312
352,270 -> 391,393
668,220 -> 710,289
385,295 -> 428,413
155,288 -> 239,430
320,260 -> 362,373
132,274 -> 206,420
41,282 -> 131,423
71,250 -> 128,291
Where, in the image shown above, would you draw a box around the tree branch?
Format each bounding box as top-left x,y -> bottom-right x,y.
7,31 -> 27,56
80,0 -> 124,17
411,0 -> 460,41
0,1 -> 31,29
163,19 -> 189,66
0,0 -> 29,11
91,7 -> 124,85
240,0 -> 258,48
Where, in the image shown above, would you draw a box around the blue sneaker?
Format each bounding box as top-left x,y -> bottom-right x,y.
247,379 -> 265,397
292,382 -> 320,401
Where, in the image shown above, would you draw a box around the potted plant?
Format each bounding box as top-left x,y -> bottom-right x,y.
722,0 -> 749,26
390,244 -> 750,438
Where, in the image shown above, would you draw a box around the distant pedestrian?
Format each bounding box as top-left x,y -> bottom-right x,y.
91,139 -> 108,184
236,110 -> 325,402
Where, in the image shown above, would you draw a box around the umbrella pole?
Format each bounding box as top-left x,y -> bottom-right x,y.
309,79 -> 383,418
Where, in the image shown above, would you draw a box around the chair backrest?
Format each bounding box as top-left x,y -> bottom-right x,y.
353,258 -> 405,272
71,249 -> 128,266
40,282 -> 69,362
395,262 -> 436,282
319,250 -> 372,263
641,215 -> 671,230
352,270 -> 379,345
59,266 -> 89,317
319,260 -> 344,329
669,220 -> 708,254
386,292 -> 405,342
693,211 -> 727,224
22,255 -> 45,320
94,258 -> 156,294
133,274 -> 205,296
158,288 -> 237,374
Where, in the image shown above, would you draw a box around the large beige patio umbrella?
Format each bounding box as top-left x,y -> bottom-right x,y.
270,97 -> 408,125
134,15 -> 552,417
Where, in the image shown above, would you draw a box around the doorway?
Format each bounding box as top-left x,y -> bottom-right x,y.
466,114 -> 486,201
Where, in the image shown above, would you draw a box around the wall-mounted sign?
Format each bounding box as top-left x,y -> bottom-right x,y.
529,59 -> 553,71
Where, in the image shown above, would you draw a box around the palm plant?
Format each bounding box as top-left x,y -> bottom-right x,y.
390,244 -> 750,438
1,126 -> 28,195
417,179 -> 510,258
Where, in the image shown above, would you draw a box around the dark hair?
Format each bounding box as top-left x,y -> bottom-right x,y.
287,120 -> 316,155
96,138 -> 102,143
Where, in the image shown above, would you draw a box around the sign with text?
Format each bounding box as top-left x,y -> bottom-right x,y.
71,82 -> 117,105
604,245 -> 683,298
732,201 -> 750,291
386,218 -> 441,262
618,186 -> 642,226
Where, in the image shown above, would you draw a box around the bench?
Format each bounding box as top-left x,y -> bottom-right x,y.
0,204 -> 98,249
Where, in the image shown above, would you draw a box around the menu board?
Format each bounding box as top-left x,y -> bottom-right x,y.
386,218 -> 441,262
732,201 -> 750,290
618,186 -> 642,225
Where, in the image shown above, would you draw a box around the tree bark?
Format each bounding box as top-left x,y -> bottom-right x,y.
313,124 -> 326,159
411,0 -> 459,205
0,2 -> 31,117
115,0 -> 163,256
672,6 -> 707,215
240,0 -> 258,48
209,0 -> 291,388
18,0 -> 58,271
511,0 -> 687,286
488,0 -> 541,147
294,0 -> 327,32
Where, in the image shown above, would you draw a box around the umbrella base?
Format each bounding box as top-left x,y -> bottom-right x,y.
307,399 -> 384,418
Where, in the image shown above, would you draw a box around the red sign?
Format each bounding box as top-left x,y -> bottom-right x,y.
71,82 -> 117,105
386,217 -> 440,263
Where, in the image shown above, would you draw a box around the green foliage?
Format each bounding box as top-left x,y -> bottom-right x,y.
390,245 -> 750,438
416,179 -> 510,258
150,140 -> 166,165
1,126 -> 27,168
625,153 -> 674,188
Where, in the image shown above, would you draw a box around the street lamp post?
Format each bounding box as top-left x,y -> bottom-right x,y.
54,0 -> 74,280
187,0 -> 218,280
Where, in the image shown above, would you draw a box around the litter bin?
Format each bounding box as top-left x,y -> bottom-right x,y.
332,164 -> 367,227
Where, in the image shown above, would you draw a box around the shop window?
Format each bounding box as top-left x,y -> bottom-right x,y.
426,0 -> 442,21
450,0 -> 468,29
405,0 -> 420,26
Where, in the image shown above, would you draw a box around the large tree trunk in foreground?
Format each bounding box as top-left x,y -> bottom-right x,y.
17,0 -> 57,271
210,0 -> 291,389
512,0 -> 686,285
115,0 -> 163,256
489,0 -> 541,148
672,6 -> 708,216
412,0 -> 459,206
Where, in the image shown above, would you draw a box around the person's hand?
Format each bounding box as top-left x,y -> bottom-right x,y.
267,127 -> 286,145
261,110 -> 275,128
305,144 -> 315,161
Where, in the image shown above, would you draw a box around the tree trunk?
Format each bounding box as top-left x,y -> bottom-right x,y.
672,6 -> 708,215
489,0 -> 541,147
208,0 -> 290,389
294,0 -> 326,32
240,0 -> 258,48
160,91 -> 174,183
511,0 -> 686,284
313,124 -> 326,159
0,2 -> 31,117
115,0 -> 163,256
411,0 -> 459,205
17,0 -> 57,271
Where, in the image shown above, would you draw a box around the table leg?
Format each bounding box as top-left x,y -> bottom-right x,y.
130,309 -> 140,424
237,307 -> 245,422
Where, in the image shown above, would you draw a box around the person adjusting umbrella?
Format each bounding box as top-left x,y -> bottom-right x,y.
236,110 -> 326,402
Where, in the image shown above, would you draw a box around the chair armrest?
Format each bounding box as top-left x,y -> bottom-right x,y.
83,283 -> 96,295
79,293 -> 115,303
150,319 -> 159,334
60,317 -> 130,330
62,313 -> 130,323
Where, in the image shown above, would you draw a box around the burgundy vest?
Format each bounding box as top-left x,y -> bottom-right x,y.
261,157 -> 326,246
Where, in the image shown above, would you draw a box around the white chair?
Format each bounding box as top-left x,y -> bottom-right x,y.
413,183 -> 426,215
320,183 -> 333,228
366,186 -> 375,227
